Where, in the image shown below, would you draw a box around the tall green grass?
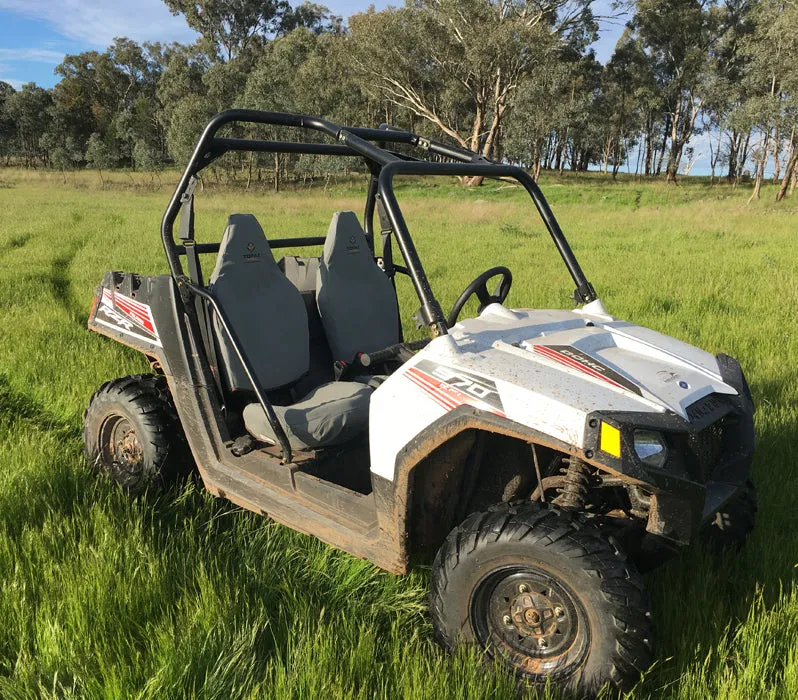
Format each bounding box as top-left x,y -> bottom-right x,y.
0,170 -> 796,698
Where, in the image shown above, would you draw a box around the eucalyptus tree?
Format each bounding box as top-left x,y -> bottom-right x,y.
84,132 -> 113,184
163,0 -> 290,61
4,83 -> 53,167
0,81 -> 15,164
736,0 -> 798,202
631,0 -> 716,183
347,0 -> 597,184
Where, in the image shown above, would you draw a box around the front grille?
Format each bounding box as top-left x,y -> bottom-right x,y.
683,416 -> 732,483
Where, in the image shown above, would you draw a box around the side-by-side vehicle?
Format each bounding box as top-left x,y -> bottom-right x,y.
83,110 -> 757,694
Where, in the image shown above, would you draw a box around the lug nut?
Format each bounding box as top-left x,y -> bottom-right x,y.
538,638 -> 549,649
502,615 -> 512,626
554,606 -> 565,618
519,584 -> 530,593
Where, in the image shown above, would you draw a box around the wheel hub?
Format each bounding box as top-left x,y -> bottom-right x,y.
501,579 -> 573,653
99,414 -> 146,484
509,590 -> 562,639
473,567 -> 587,677
116,429 -> 143,465
115,424 -> 143,466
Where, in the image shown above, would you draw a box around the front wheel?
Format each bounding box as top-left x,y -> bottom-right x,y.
429,503 -> 654,695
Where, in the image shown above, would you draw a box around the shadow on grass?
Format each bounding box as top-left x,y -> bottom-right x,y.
0,232 -> 32,258
48,239 -> 88,326
0,373 -> 80,441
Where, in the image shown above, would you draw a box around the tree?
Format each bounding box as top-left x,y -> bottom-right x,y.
166,95 -> 214,164
739,0 -> 798,202
347,1 -> 597,184
85,132 -> 113,184
163,0 -> 290,61
4,83 -> 53,167
50,147 -> 71,183
632,0 -> 716,183
0,81 -> 16,165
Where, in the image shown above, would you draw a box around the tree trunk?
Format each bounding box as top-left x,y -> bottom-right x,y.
665,109 -> 681,184
656,115 -> 670,176
558,128 -> 568,175
644,114 -> 654,176
273,153 -> 280,193
727,131 -> 739,182
776,136 -> 798,201
748,131 -> 768,204
736,129 -> 752,185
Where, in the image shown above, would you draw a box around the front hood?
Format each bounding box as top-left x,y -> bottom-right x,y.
431,302 -> 737,422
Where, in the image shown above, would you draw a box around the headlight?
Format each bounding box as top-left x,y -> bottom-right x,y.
633,430 -> 668,468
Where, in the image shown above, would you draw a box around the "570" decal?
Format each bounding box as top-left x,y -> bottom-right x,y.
404,360 -> 505,416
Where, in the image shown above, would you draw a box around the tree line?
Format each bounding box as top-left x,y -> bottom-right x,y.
0,0 -> 796,200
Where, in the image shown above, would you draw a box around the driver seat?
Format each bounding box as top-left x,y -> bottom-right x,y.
316,211 -> 400,362
208,214 -> 373,451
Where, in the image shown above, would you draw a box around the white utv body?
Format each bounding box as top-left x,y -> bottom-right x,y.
83,111 -> 756,696
373,300 -> 740,480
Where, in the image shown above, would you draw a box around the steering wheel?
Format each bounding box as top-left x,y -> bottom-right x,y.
447,266 -> 512,326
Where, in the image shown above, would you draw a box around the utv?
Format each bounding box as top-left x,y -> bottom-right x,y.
84,110 -> 756,694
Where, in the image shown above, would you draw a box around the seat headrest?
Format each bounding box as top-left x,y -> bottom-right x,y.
322,211 -> 372,270
211,214 -> 275,280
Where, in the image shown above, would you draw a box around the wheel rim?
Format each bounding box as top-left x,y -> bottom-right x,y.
99,414 -> 146,487
471,566 -> 589,680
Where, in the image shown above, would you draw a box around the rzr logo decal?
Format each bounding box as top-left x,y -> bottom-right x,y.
404,359 -> 505,417
534,344 -> 642,396
96,288 -> 162,347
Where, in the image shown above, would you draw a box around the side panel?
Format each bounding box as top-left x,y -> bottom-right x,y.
88,271 -> 186,373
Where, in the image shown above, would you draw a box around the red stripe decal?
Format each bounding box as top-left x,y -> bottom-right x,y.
533,345 -> 627,391
407,368 -> 463,410
404,366 -> 506,418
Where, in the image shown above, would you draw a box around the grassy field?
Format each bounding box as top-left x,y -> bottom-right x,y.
0,168 -> 796,699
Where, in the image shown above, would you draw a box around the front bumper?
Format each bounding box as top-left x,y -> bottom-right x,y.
584,355 -> 755,547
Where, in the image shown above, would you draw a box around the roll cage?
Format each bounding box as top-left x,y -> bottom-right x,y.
161,109 -> 598,462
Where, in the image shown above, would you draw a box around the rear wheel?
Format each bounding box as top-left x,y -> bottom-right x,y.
430,503 -> 653,695
83,374 -> 190,494
701,479 -> 757,550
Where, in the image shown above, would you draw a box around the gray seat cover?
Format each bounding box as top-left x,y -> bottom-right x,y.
209,214 -> 309,392
243,382 -> 373,451
316,211 -> 400,361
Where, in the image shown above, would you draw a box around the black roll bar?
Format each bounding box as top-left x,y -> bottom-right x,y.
180,279 -> 293,463
377,161 -> 597,337
162,109 -> 598,463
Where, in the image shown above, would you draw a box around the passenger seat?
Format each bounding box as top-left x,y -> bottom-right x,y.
316,211 -> 400,362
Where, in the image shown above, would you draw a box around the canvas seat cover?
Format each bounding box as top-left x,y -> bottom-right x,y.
243,381 -> 372,451
209,214 -> 309,391
209,214 -> 373,449
316,212 -> 400,362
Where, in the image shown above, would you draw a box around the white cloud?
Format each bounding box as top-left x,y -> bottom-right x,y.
0,48 -> 66,63
0,0 -> 198,47
0,77 -> 24,89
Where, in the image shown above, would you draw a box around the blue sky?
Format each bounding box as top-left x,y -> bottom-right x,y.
0,1 -> 627,89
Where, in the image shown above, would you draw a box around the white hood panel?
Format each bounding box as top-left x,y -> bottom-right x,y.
441,303 -> 737,421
